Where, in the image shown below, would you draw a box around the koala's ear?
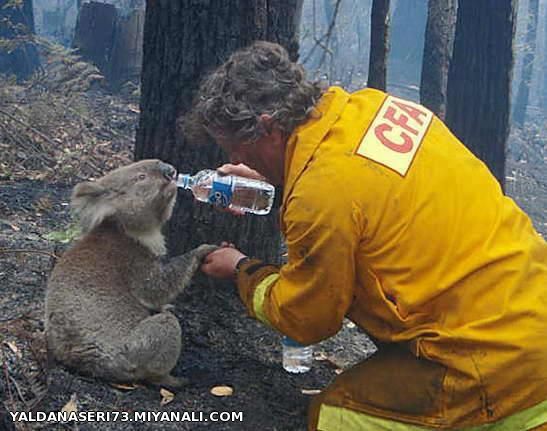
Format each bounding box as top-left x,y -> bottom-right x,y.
71,181 -> 113,233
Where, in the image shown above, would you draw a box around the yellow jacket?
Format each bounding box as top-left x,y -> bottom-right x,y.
237,87 -> 547,427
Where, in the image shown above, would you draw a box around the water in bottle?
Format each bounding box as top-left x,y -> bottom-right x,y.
176,169 -> 275,215
282,336 -> 313,374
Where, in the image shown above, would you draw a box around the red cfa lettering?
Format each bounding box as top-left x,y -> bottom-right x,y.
356,95 -> 433,176
374,123 -> 414,153
373,99 -> 430,154
392,100 -> 429,126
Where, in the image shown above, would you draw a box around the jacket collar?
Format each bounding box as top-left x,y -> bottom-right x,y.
282,86 -> 350,208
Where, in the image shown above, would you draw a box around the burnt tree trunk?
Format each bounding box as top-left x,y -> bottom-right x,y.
513,0 -> 539,127
420,0 -> 457,119
368,0 -> 390,90
136,1 -> 302,261
446,0 -> 517,190
109,8 -> 144,85
0,0 -> 40,81
73,2 -> 117,75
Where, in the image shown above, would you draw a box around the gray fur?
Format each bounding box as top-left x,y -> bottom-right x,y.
45,159 -> 217,387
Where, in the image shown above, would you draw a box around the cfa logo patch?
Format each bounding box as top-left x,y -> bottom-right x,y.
355,95 -> 433,176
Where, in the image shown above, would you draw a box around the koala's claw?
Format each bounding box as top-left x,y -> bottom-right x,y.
194,244 -> 219,260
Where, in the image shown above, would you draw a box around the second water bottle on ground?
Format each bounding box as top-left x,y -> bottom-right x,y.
282,336 -> 313,373
177,169 -> 275,215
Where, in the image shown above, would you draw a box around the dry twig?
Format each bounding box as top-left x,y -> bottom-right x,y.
0,248 -> 59,260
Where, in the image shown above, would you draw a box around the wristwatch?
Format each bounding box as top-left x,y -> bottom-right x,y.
234,256 -> 251,277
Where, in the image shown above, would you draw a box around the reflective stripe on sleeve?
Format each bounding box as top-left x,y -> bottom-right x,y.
317,399 -> 547,431
252,273 -> 279,327
318,405 -> 430,431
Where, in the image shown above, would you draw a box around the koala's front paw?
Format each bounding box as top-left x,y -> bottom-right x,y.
193,244 -> 219,260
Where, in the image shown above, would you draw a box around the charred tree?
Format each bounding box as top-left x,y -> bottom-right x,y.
513,0 -> 539,126
73,2 -> 117,75
446,0 -> 517,190
136,1 -> 303,261
420,0 -> 457,119
368,0 -> 390,90
109,8 -> 144,85
0,0 -> 40,80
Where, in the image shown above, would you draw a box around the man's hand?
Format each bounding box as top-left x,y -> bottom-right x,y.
216,163 -> 267,216
217,163 -> 266,181
201,244 -> 247,280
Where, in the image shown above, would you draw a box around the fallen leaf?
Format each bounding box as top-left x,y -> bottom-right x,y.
160,388 -> 175,406
4,341 -> 22,358
301,389 -> 321,395
61,393 -> 78,414
30,172 -> 48,181
110,383 -> 139,391
313,351 -> 329,361
210,385 -> 233,397
43,225 -> 81,243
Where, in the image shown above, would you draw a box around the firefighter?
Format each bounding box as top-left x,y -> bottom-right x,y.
186,41 -> 547,430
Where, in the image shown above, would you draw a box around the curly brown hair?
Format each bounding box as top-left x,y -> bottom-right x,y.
183,41 -> 324,145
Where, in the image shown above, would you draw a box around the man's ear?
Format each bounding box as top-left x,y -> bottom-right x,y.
258,114 -> 274,135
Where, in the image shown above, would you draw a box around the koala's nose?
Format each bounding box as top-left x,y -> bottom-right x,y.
159,162 -> 176,180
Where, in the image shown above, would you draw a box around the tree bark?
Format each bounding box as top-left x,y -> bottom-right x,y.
136,0 -> 302,261
420,0 -> 457,119
446,0 -> 517,190
73,2 -> 118,75
368,0 -> 390,90
0,0 -> 40,81
513,0 -> 539,126
109,8 -> 144,85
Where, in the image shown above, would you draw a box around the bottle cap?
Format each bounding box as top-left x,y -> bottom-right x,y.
281,336 -> 306,348
177,174 -> 191,188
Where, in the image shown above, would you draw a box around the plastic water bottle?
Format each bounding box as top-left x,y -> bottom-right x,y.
177,169 -> 275,215
281,336 -> 313,374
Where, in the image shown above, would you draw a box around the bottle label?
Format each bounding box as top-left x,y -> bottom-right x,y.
208,176 -> 233,208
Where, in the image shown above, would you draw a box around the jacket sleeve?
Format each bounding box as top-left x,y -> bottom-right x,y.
237,186 -> 360,345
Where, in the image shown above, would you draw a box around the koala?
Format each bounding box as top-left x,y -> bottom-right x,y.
45,159 -> 217,388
